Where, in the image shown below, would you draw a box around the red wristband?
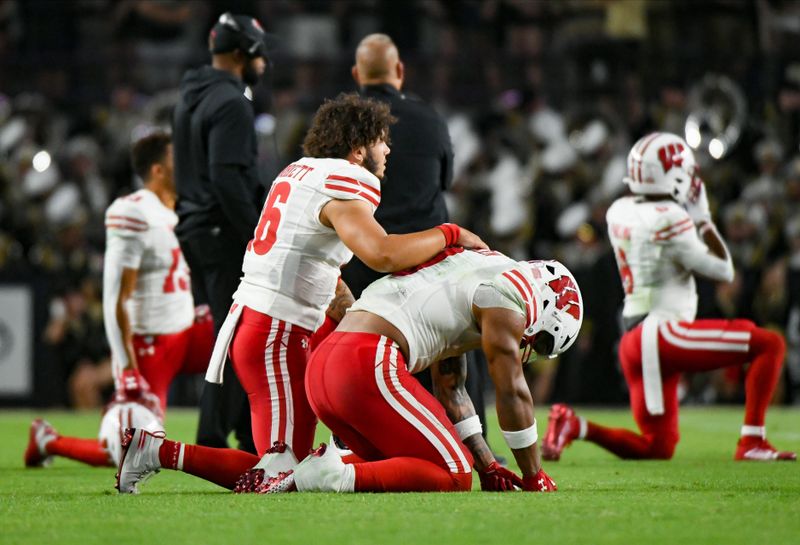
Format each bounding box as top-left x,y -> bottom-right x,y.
436,223 -> 461,247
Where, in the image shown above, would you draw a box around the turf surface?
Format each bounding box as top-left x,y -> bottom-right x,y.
1,407 -> 798,545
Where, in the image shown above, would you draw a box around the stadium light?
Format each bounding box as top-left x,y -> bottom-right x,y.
708,138 -> 725,159
32,150 -> 51,172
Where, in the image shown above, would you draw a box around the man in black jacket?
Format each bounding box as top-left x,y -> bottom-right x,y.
340,34 -> 490,439
341,33 -> 453,297
172,12 -> 274,454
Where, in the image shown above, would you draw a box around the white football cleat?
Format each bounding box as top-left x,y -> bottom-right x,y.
260,443 -> 350,493
24,419 -> 59,468
294,443 -> 353,492
116,428 -> 165,494
253,441 -> 299,477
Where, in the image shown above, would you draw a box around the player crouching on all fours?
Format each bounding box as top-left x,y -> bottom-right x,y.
542,132 -> 795,463
116,249 -> 581,494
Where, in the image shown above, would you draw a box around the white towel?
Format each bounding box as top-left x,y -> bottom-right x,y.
641,314 -> 665,415
205,303 -> 244,384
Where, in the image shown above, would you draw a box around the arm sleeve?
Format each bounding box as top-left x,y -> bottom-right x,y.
314,164 -> 382,219
661,222 -> 734,283
103,201 -> 147,371
104,203 -> 147,269
102,258 -> 129,373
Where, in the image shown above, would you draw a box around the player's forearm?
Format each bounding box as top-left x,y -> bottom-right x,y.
102,260 -> 138,373
494,385 -> 540,476
361,229 -> 448,272
433,356 -> 495,472
115,299 -> 137,371
687,222 -> 734,282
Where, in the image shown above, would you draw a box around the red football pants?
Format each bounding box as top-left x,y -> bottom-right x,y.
306,332 -> 473,492
133,316 -> 214,411
229,307 -> 316,457
588,319 -> 785,459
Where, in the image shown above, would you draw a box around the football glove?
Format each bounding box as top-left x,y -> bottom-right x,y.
114,368 -> 151,402
478,461 -> 524,492
684,176 -> 711,224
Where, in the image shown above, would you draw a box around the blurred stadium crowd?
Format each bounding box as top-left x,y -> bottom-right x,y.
1,0 -> 799,408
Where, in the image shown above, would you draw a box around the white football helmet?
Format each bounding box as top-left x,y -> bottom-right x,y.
624,132 -> 697,204
98,401 -> 164,466
520,260 -> 583,360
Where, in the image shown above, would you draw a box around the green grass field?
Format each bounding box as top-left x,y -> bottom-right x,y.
1,406 -> 798,545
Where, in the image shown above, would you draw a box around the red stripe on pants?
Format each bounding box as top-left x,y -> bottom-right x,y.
585,318 -> 784,459
305,331 -> 472,492
230,307 -> 315,456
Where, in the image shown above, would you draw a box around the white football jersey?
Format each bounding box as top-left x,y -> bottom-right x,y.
606,196 -> 709,322
234,157 -> 381,331
351,249 -> 542,373
103,189 -> 194,337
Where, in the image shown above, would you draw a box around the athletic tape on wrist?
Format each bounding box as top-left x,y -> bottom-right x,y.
454,415 -> 483,440
501,419 -> 538,450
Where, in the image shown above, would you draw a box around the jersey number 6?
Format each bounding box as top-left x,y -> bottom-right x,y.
249,181 -> 291,256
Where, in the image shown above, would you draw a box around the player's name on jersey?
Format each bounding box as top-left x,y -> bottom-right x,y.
278,163 -> 315,181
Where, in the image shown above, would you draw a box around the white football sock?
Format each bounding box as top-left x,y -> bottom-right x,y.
578,416 -> 588,440
741,425 -> 765,439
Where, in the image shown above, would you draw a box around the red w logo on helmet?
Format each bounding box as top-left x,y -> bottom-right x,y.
657,143 -> 684,172
547,276 -> 581,320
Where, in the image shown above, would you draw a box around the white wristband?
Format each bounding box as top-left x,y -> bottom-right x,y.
501,419 -> 538,449
454,415 -> 483,440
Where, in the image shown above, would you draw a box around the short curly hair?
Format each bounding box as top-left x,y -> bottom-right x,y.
303,93 -> 396,159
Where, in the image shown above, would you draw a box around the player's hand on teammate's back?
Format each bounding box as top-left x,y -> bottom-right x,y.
456,227 -> 489,251
477,461 -> 524,491
522,468 -> 557,492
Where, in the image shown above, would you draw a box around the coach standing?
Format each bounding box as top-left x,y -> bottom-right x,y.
340,34 -> 493,434
173,12 -> 274,454
341,33 -> 453,297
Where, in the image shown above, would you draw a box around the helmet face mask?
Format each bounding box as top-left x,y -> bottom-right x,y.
624,132 -> 697,205
519,260 -> 583,359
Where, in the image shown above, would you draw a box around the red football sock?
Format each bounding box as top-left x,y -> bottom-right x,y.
585,422 -> 675,460
159,440 -> 259,490
46,437 -> 112,467
743,329 -> 785,427
353,457 -> 471,492
341,453 -> 367,464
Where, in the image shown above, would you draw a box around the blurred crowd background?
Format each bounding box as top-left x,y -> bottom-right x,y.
1,0 -> 799,409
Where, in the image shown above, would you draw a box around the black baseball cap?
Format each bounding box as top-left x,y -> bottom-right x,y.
209,12 -> 278,59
